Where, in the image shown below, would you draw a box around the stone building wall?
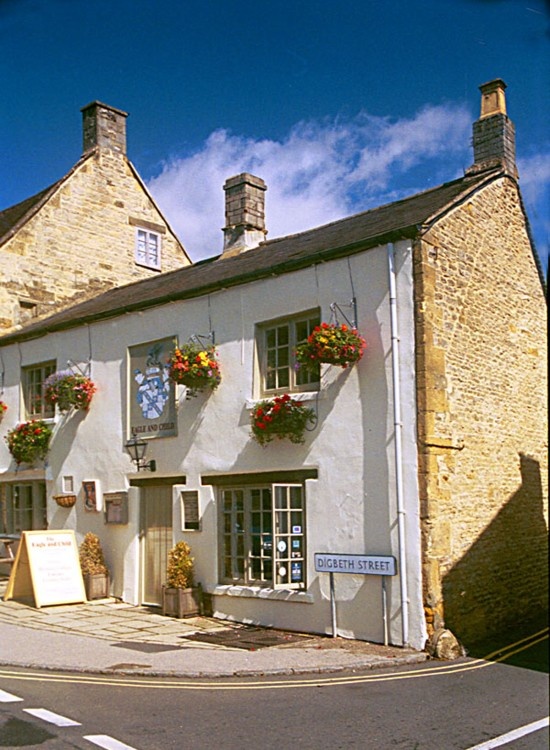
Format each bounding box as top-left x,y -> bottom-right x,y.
414,175 -> 548,645
0,149 -> 189,331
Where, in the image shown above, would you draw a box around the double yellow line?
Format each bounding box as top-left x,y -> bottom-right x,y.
0,627 -> 546,692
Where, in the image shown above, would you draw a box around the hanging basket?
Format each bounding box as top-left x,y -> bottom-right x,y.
54,494 -> 77,508
295,323 -> 366,372
168,344 -> 221,397
5,420 -> 53,465
43,370 -> 96,413
251,394 -> 316,446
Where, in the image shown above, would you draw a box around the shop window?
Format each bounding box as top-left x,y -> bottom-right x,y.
22,361 -> 56,419
220,483 -> 306,589
258,311 -> 320,395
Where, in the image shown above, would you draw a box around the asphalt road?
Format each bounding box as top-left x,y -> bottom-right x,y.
0,630 -> 548,750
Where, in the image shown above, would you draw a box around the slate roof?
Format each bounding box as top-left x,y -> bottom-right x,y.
0,183 -> 62,245
0,168 -> 504,345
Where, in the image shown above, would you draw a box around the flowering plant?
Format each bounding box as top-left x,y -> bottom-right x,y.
0,401 -> 7,418
168,344 -> 221,397
43,370 -> 96,412
251,394 -> 315,446
5,420 -> 53,465
295,323 -> 366,372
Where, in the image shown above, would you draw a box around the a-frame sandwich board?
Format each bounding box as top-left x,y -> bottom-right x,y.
4,530 -> 86,607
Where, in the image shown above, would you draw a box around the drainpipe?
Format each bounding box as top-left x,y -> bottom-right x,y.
387,242 -> 410,647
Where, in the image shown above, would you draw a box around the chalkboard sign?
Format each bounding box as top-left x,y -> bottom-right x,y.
4,530 -> 86,608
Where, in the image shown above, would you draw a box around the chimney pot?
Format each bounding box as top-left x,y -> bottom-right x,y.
479,78 -> 507,118
81,101 -> 128,156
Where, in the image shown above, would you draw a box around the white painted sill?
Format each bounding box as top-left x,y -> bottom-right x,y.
245,391 -> 322,410
209,584 -> 314,604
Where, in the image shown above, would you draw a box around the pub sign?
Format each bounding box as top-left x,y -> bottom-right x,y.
128,337 -> 177,439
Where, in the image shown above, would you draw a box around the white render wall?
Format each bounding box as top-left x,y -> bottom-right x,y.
0,240 -> 425,648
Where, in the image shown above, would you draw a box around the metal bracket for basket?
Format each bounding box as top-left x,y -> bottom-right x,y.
189,331 -> 215,348
329,298 -> 357,329
66,359 -> 91,377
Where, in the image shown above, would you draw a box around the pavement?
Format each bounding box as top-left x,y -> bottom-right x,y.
0,578 -> 428,678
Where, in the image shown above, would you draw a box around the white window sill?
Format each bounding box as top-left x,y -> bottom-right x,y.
209,584 -> 313,604
245,391 -> 322,410
23,416 -> 56,425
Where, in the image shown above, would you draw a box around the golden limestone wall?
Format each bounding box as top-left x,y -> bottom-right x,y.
414,176 -> 548,646
0,150 -> 188,331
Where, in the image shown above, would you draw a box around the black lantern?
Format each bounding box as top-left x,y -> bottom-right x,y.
125,434 -> 156,472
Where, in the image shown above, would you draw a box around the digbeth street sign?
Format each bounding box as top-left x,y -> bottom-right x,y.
314,552 -> 397,576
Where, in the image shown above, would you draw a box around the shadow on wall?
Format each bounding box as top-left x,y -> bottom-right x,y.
442,453 -> 548,648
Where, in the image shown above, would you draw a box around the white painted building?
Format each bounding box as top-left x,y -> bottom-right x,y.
0,167 -> 429,647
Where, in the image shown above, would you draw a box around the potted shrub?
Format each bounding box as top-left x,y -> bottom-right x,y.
79,532 -> 110,600
5,420 -> 53,465
168,344 -> 221,397
251,394 -> 316,446
162,540 -> 202,618
43,370 -> 96,413
295,322 -> 366,373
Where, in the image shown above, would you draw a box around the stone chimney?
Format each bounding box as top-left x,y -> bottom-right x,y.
81,101 -> 128,156
469,79 -> 517,178
222,173 -> 267,256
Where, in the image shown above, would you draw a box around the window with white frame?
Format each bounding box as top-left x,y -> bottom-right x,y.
1,483 -> 47,534
258,311 -> 320,394
135,228 -> 161,270
220,483 -> 306,589
22,361 -> 56,419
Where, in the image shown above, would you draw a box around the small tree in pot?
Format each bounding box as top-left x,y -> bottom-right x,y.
162,541 -> 202,618
79,532 -> 110,600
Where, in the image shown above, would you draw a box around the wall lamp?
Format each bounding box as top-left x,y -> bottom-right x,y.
125,434 -> 156,472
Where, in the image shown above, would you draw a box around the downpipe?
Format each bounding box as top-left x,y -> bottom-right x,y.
387,242 -> 410,647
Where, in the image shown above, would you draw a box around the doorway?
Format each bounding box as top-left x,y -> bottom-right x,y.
141,484 -> 173,605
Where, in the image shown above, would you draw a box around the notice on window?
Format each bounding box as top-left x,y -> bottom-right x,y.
4,530 -> 86,608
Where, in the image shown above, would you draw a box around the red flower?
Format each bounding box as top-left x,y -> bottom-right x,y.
251,394 -> 315,446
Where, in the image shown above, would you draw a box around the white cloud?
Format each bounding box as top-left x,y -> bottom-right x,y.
145,104 -> 473,262
517,152 -> 550,272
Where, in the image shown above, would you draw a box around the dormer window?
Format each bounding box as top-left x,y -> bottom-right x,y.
135,228 -> 161,270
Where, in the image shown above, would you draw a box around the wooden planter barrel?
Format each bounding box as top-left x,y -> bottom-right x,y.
162,584 -> 202,618
83,573 -> 110,600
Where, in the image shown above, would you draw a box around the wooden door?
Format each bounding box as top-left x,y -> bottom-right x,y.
141,485 -> 173,605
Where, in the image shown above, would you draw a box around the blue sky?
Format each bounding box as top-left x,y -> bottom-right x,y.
1,0 -> 549,272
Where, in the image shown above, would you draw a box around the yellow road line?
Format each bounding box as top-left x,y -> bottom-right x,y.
0,628 -> 545,692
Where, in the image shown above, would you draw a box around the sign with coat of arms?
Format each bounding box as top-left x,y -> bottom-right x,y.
128,337 -> 177,439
